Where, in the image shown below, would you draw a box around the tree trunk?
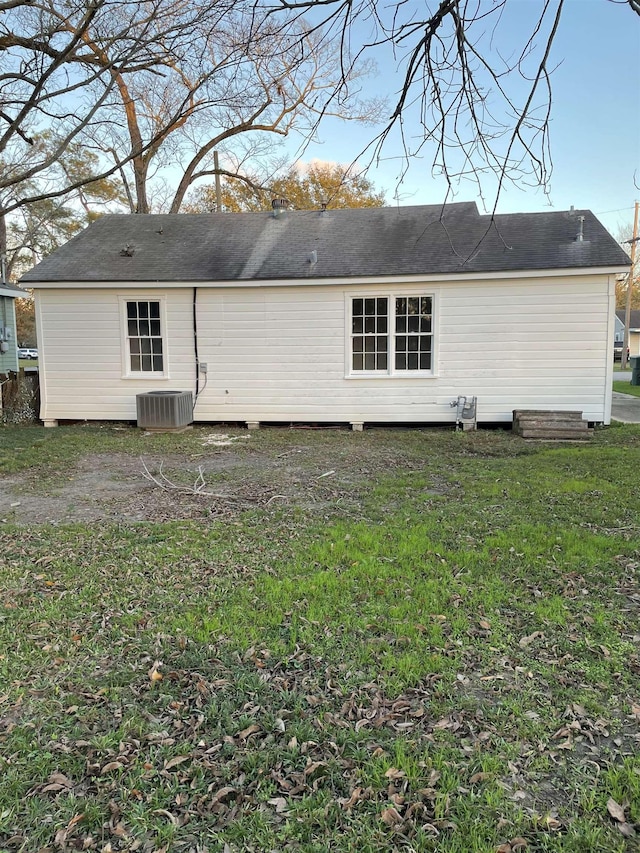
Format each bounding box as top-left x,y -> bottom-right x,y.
0,210 -> 7,283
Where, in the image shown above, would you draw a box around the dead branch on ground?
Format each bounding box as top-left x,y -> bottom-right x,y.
141,457 -> 252,503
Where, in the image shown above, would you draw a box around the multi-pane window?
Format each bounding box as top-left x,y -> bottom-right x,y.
351,298 -> 388,371
394,296 -> 432,371
351,295 -> 433,373
126,300 -> 164,373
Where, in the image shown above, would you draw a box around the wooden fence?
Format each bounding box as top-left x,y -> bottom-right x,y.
0,368 -> 40,423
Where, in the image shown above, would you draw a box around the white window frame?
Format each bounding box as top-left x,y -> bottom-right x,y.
345,291 -> 437,378
119,295 -> 169,379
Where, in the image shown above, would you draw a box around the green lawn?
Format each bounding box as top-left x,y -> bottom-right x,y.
613,380 -> 640,398
0,424 -> 639,852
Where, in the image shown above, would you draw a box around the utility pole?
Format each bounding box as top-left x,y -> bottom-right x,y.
622,201 -> 639,369
214,151 -> 222,213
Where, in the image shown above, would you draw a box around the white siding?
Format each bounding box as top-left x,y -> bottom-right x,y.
36,289 -> 195,421
34,273 -> 615,425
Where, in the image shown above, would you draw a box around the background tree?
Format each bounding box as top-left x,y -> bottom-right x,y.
615,224 -> 639,310
187,161 -> 385,212
0,0 -> 194,274
14,296 -> 35,346
0,0 -> 377,215
3,141 -> 126,281
86,17 -> 378,214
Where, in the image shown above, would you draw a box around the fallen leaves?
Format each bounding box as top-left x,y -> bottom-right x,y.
469,771 -> 492,784
384,767 -> 406,781
2,565 -> 637,852
237,723 -> 261,740
210,786 -> 237,807
100,760 -> 125,774
340,786 -> 365,810
496,839 -> 528,853
518,631 -> 545,649
40,771 -> 74,793
607,797 -> 637,837
267,796 -> 289,814
380,805 -> 403,826
163,754 -> 190,771
148,661 -> 163,682
607,797 -> 626,823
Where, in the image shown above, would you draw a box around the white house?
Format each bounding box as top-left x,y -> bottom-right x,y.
21,202 -> 630,429
615,309 -> 640,358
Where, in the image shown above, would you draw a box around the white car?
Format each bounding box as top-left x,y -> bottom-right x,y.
18,347 -> 38,359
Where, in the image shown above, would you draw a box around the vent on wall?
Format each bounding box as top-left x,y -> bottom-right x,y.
136,390 -> 193,430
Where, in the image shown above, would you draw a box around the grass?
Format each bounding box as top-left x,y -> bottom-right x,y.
613,380 -> 640,397
0,423 -> 639,852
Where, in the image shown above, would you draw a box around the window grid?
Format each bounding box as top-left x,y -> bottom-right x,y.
394,296 -> 432,371
350,295 -> 433,374
126,300 -> 164,373
351,297 -> 388,371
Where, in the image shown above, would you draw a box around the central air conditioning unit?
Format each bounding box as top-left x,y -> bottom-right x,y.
136,390 -> 193,430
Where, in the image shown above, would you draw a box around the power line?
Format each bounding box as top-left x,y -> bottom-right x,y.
595,205 -> 636,215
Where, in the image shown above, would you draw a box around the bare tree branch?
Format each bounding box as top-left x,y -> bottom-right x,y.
259,0 -> 583,214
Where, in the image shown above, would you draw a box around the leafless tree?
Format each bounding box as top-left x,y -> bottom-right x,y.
0,0 -> 378,274
81,8 -> 378,213
0,0 -> 215,265
262,0 -> 639,215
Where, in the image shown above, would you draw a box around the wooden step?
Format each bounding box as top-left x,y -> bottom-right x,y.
514,409 -> 584,422
512,409 -> 593,441
517,427 -> 593,440
515,418 -> 590,431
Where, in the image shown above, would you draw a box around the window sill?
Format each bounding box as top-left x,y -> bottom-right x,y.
345,371 -> 437,380
122,373 -> 169,381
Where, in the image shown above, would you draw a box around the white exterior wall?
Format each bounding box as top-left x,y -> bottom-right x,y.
34,271 -> 616,425
35,288 -> 195,422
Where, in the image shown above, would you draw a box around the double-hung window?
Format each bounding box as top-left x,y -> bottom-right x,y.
350,295 -> 433,374
124,299 -> 165,375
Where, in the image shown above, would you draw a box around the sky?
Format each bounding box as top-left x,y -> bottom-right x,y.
285,0 -> 640,238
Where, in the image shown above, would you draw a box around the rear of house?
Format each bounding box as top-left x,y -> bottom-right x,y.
22,203 -> 630,429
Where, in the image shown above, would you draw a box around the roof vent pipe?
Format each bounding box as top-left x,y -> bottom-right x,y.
576,216 -> 585,242
271,198 -> 289,217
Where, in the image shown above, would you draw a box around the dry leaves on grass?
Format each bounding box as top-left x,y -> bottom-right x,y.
496,839 -> 528,853
607,797 -> 637,838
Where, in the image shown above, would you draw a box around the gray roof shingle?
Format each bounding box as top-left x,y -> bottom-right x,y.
616,309 -> 640,329
21,202 -> 630,283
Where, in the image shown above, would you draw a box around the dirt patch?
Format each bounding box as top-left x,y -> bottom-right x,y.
0,428 -> 438,524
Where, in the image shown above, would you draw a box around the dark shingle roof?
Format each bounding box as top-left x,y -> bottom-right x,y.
616,309 -> 640,329
21,202 -> 630,284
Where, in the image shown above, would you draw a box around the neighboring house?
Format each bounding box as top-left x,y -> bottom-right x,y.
614,312 -> 625,344
615,309 -> 640,357
21,202 -> 630,428
0,281 -> 24,376
615,309 -> 640,331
